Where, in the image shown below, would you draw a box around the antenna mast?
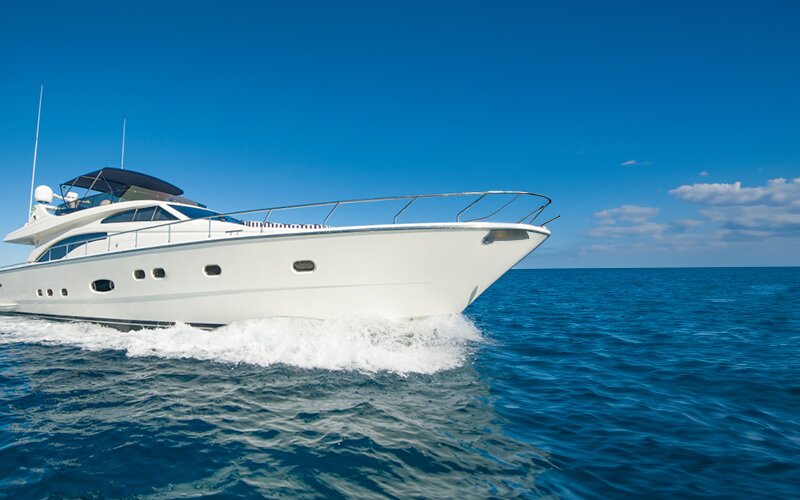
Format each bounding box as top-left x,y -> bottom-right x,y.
120,117 -> 126,169
28,84 -> 44,218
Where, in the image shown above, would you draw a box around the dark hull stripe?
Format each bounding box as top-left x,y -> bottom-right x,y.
0,311 -> 224,331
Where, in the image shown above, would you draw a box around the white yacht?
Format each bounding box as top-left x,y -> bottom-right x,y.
0,168 -> 554,329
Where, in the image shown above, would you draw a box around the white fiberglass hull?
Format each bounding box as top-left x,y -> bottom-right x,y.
0,223 -> 548,328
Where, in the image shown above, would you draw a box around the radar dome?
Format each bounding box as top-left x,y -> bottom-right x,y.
34,185 -> 53,203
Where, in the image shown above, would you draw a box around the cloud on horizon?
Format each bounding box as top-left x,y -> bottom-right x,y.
589,205 -> 678,239
669,177 -> 800,205
586,177 -> 800,254
669,178 -> 800,237
594,205 -> 660,224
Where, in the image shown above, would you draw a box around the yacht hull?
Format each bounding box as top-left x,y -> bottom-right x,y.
0,224 -> 548,328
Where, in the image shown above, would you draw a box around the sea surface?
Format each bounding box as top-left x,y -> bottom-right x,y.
1,268 -> 798,498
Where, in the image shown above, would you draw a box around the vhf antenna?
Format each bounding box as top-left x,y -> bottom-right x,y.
28,84 -> 44,219
120,117 -> 126,169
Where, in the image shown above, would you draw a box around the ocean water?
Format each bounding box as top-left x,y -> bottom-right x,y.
1,268 -> 798,498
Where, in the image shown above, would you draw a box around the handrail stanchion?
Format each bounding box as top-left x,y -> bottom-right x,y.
529,206 -> 546,223
393,197 -> 417,224
107,235 -> 111,252
261,209 -> 273,233
134,230 -> 138,249
517,205 -> 546,224
456,194 -> 486,222
323,203 -> 339,227
467,194 -> 520,222
208,218 -> 212,238
168,225 -> 171,244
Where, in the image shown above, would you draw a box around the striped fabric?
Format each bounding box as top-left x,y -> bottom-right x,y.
243,221 -> 325,229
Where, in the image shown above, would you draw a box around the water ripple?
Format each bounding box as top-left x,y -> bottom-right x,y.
1,268 -> 799,497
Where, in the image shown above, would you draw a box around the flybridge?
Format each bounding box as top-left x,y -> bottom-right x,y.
62,168 -> 184,197
54,167 -> 201,214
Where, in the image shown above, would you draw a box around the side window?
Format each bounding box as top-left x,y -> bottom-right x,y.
168,204 -> 244,225
133,207 -> 156,222
45,245 -> 68,262
102,209 -> 137,224
37,232 -> 107,262
153,207 -> 178,221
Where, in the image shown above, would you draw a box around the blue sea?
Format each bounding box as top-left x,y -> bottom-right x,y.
1,268 -> 798,498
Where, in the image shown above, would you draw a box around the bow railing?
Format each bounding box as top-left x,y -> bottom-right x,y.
3,190 -> 555,268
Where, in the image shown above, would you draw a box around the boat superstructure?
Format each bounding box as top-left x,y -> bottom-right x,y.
0,167 -> 555,329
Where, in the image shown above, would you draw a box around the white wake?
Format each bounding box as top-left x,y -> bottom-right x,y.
0,314 -> 482,374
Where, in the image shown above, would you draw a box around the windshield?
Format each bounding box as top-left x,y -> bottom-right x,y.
169,205 -> 243,224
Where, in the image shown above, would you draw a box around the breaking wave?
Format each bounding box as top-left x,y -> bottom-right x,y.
0,314 -> 482,375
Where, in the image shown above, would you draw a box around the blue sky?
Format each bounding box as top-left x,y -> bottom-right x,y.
0,1 -> 798,267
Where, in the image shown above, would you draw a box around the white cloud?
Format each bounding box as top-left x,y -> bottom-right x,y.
699,170 -> 709,177
669,177 -> 800,206
594,205 -> 659,224
673,219 -> 703,229
582,177 -> 800,263
669,177 -> 800,237
620,159 -> 651,167
590,205 -> 668,239
590,221 -> 668,238
699,205 -> 800,230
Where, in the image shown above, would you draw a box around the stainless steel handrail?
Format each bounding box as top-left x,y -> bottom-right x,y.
3,190 -> 552,268
466,194 -> 521,222
455,194 -> 487,222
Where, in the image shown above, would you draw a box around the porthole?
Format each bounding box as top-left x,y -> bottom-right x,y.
91,279 -> 115,293
37,289 -> 43,297
293,260 -> 316,272
61,288 -> 68,297
204,264 -> 222,276
46,289 -> 53,297
152,268 -> 166,279
133,269 -> 146,280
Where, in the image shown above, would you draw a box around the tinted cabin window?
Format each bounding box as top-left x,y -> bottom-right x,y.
102,209 -> 137,224
152,268 -> 166,279
103,207 -> 177,224
153,207 -> 177,221
133,269 -> 146,280
133,207 -> 157,222
168,205 -> 244,225
37,232 -> 107,262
